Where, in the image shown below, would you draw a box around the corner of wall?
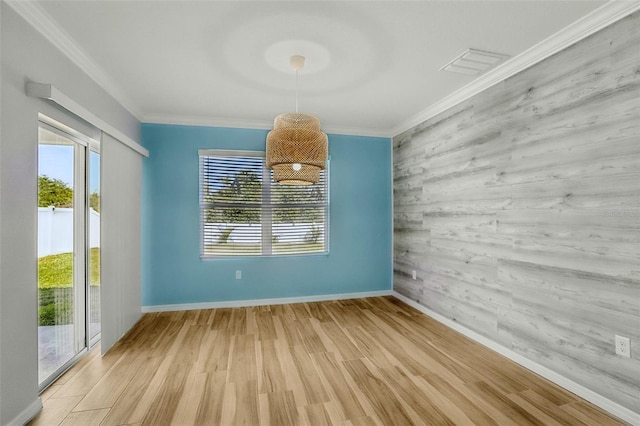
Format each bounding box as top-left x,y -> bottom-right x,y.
6,398 -> 42,426
391,8 -> 640,418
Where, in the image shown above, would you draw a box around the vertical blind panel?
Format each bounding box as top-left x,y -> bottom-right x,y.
200,153 -> 328,257
100,133 -> 142,354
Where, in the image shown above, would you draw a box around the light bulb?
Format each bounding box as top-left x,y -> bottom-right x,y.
292,163 -> 302,171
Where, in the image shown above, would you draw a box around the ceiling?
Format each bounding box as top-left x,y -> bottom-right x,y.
22,1 -> 608,136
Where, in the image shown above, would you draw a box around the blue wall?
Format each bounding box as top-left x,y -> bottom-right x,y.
141,123 -> 392,307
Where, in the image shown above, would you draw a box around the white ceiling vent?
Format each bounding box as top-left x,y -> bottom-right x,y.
441,48 -> 510,75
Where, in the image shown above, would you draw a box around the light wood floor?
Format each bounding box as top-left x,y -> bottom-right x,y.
30,297 -> 626,426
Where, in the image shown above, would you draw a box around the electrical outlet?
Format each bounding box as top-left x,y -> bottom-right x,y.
412,270 -> 417,280
235,270 -> 242,280
615,335 -> 630,358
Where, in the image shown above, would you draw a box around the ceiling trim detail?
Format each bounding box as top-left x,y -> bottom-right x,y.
7,1 -> 638,138
5,0 -> 143,120
27,83 -> 149,157
143,114 -> 274,132
390,0 -> 640,137
143,114 -> 392,138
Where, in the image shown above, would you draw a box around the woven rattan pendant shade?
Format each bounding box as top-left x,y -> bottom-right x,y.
266,112 -> 328,185
272,163 -> 319,185
265,56 -> 328,185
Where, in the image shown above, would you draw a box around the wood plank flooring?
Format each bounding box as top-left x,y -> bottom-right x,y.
29,297 -> 627,425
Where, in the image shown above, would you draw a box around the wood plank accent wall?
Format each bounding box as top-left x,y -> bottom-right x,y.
393,11 -> 640,413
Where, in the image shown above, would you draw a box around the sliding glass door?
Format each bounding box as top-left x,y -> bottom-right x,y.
37,117 -> 100,388
89,147 -> 101,345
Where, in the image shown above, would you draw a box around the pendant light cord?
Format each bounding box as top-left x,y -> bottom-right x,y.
295,69 -> 299,113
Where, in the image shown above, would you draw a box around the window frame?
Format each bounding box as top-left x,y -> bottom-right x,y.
199,149 -> 330,258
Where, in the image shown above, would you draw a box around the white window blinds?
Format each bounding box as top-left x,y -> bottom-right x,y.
199,150 -> 329,257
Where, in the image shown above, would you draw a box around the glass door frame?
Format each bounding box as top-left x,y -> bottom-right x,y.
87,140 -> 101,348
37,114 -> 100,391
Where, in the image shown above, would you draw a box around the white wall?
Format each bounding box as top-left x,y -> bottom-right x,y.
0,4 -> 140,425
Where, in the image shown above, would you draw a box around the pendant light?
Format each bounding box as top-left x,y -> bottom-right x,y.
266,55 -> 328,185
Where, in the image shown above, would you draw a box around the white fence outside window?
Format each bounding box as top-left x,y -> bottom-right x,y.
38,207 -> 100,257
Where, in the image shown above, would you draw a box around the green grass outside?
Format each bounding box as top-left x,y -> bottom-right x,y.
38,248 -> 100,326
38,247 -> 100,288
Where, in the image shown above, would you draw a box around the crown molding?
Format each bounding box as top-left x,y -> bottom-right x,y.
6,0 -> 389,139
390,0 -> 640,137
323,125 -> 392,139
9,0 -> 635,139
143,114 -> 273,132
5,0 -> 143,120
143,114 -> 392,138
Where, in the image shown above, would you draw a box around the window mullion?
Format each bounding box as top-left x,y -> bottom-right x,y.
261,162 -> 272,255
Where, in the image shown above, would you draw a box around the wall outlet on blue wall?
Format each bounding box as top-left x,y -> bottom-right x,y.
235,270 -> 242,280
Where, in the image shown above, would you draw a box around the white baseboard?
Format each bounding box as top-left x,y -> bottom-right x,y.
7,397 -> 42,426
392,292 -> 640,426
142,290 -> 393,313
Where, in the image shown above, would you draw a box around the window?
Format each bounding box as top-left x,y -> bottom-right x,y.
199,150 -> 329,257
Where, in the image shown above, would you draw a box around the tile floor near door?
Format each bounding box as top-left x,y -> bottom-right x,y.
30,297 -> 626,425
